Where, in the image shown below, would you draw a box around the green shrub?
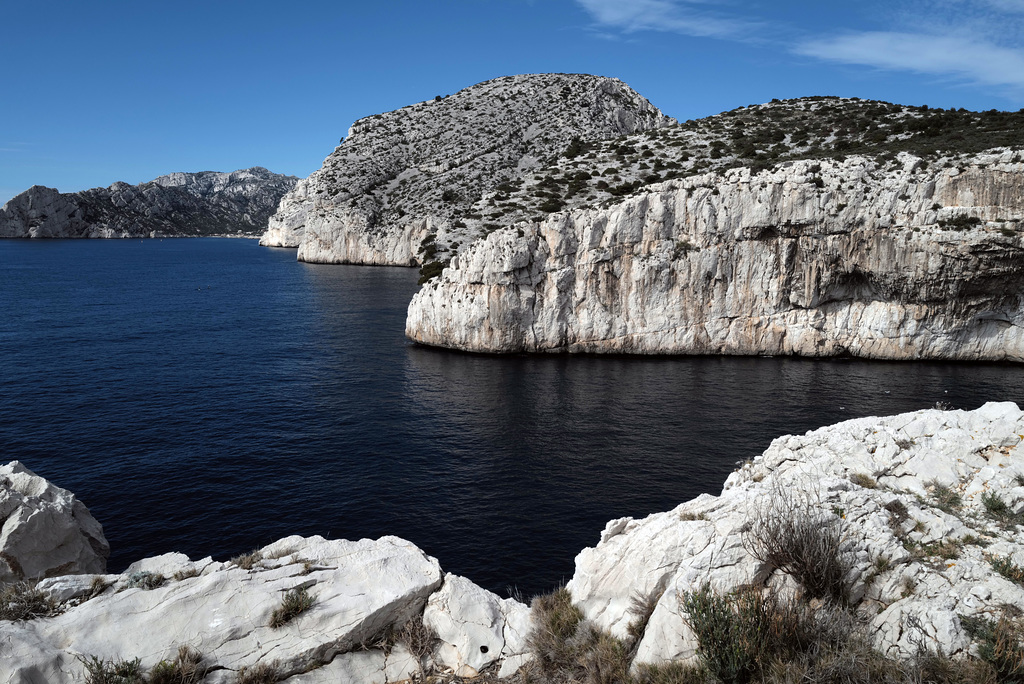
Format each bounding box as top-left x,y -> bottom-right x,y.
939,214 -> 982,230
417,259 -> 449,285
929,481 -> 962,513
79,655 -> 146,684
988,554 -> 1024,584
680,585 -> 829,684
982,492 -> 1024,526
960,613 -> 1024,681
269,587 -> 314,628
125,572 -> 165,590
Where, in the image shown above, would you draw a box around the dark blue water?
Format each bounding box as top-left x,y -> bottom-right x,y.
2,239 -> 1023,597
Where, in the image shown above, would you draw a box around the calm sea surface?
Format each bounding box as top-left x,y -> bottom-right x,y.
2,238 -> 1023,596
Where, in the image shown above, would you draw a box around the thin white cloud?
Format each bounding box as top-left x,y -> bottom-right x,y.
797,31 -> 1024,91
983,0 -> 1024,12
576,0 -> 758,39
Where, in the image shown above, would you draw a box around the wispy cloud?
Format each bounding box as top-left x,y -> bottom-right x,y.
575,0 -> 760,39
796,31 -> 1024,92
576,0 -> 1024,99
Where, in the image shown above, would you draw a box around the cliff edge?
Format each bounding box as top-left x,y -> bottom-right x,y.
407,150 -> 1024,361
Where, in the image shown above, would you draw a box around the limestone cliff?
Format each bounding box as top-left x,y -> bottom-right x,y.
406,150 -> 1024,360
0,168 -> 298,239
260,73 -> 674,264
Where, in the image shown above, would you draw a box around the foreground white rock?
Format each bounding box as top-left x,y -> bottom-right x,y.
407,152 -> 1024,361
0,461 -> 109,583
567,401 -> 1024,666
1,533 -> 533,684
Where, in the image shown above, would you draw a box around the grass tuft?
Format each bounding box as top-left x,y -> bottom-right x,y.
927,481 -> 962,514
125,572 -> 165,591
849,473 -> 877,489
0,581 -> 59,621
231,550 -> 263,570
269,586 -> 314,628
982,492 -> 1024,526
148,646 -> 206,684
235,661 -> 280,684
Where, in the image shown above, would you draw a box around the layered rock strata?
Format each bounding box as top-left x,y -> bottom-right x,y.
0,461 -> 108,583
407,151 -> 1024,360
0,168 -> 298,239
260,73 -> 674,263
568,401 -> 1024,667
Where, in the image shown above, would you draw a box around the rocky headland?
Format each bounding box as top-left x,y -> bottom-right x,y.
0,168 -> 298,239
406,150 -> 1024,360
259,73 -> 675,265
4,402 -> 1024,683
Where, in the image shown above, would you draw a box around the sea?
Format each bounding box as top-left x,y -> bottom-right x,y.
2,238 -> 1023,597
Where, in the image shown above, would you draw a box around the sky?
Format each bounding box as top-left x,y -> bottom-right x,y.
3,0 -> 1024,205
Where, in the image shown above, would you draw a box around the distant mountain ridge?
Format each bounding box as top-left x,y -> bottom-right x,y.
0,167 -> 298,239
260,73 -> 676,267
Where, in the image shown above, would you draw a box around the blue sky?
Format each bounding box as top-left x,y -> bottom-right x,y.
3,0 -> 1024,204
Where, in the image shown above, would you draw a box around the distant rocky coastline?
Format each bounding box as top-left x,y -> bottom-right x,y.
0,168 -> 298,239
4,403 -> 1023,683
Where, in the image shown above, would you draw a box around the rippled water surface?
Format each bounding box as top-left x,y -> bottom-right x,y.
2,238 -> 1023,596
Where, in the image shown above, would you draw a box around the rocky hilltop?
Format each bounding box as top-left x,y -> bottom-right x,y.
0,168 -> 298,239
4,403 -> 1024,683
407,149 -> 1024,360
259,73 -> 675,266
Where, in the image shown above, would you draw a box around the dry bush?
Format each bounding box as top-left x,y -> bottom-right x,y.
396,616 -> 439,660
231,550 -> 263,570
526,586 -> 633,684
79,655 -> 146,684
0,581 -> 59,621
744,486 -> 852,605
235,661 -> 279,684
148,645 -> 206,684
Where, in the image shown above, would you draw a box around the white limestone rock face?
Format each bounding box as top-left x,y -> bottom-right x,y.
566,402 -> 1024,667
1,533 -> 533,684
407,154 -> 1024,361
424,573 -> 533,678
260,176 -> 312,247
2,535 -> 444,684
265,73 -> 675,266
0,168 -> 298,239
0,461 -> 108,583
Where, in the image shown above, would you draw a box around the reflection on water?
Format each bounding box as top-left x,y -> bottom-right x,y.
1,239 -> 1022,596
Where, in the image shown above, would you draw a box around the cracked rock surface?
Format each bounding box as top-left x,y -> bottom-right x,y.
566,401 -> 1024,667
1,529 -> 532,684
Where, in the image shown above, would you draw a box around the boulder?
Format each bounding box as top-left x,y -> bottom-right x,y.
0,462 -> 109,583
